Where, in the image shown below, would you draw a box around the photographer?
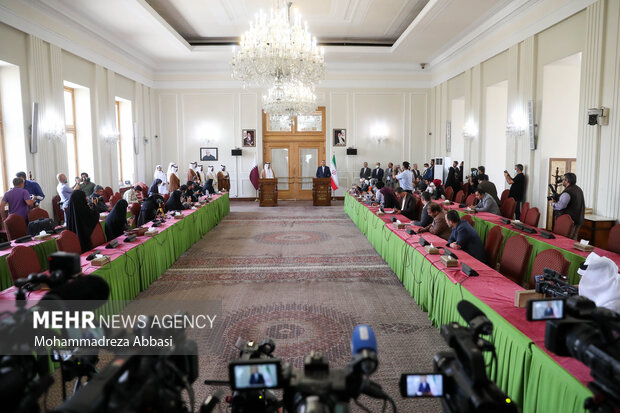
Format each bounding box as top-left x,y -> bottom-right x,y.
504,164 -> 525,219
73,172 -> 96,197
551,173 -> 585,239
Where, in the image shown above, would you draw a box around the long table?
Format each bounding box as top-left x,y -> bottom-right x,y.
439,202 -> 620,285
345,194 -> 592,413
0,194 -> 229,316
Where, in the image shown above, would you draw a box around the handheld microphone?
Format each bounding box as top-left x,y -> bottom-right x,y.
457,300 -> 492,336
351,324 -> 378,375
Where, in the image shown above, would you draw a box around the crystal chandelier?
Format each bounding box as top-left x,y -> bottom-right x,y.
231,1 -> 326,88
262,80 -> 317,118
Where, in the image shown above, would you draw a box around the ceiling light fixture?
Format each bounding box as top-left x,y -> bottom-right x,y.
262,79 -> 317,119
231,1 -> 326,89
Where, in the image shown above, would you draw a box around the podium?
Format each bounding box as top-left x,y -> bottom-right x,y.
312,178 -> 331,206
259,178 -> 278,207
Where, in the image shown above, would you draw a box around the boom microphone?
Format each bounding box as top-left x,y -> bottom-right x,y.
457,300 -> 492,336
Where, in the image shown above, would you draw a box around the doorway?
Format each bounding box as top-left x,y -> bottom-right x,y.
262,107 -> 326,200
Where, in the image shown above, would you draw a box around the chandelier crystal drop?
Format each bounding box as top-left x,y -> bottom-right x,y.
231,1 -> 326,88
262,80 -> 317,118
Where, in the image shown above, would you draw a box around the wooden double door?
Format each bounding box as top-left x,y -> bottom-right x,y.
262,107 -> 326,200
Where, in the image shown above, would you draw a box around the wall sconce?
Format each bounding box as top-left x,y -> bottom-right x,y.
197,122 -> 220,145
370,123 -> 389,144
100,125 -> 120,144
463,120 -> 478,139
506,109 -> 527,138
41,116 -> 65,142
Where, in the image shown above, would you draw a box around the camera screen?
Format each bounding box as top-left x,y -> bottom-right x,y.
231,361 -> 280,390
401,373 -> 443,397
528,299 -> 564,321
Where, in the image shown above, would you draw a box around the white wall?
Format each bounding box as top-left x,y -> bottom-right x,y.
450,97 -> 465,165
0,63 -> 27,190
484,81 -> 508,188
155,89 -> 429,197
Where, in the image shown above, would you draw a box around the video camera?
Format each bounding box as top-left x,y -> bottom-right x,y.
401,300 -> 517,413
0,252 -> 109,413
203,325 -> 396,413
535,295 -> 620,412
547,184 -> 560,202
51,315 -> 199,413
534,268 -> 578,298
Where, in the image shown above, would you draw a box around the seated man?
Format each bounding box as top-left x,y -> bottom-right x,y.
375,182 -> 398,209
413,192 -> 433,227
88,185 -> 108,213
393,187 -> 417,220
123,185 -> 143,203
477,174 -> 501,206
183,182 -> 198,202
418,203 -> 452,240
16,171 -> 45,202
1,177 -> 35,222
445,210 -> 487,263
473,188 -> 501,216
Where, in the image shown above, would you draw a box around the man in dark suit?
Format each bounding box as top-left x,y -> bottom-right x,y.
413,192 -> 432,227
249,366 -> 265,386
393,187 -> 417,220
359,162 -> 371,183
385,162 -> 394,188
445,210 -> 487,263
316,160 -> 331,178
371,162 -> 384,182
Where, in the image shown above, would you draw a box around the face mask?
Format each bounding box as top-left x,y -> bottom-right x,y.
376,165 -> 380,168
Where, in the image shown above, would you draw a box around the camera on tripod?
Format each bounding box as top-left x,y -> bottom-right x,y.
400,300 -> 517,413
534,268 -> 578,298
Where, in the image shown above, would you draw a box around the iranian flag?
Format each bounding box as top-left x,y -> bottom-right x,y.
249,156 -> 259,190
330,154 -> 339,190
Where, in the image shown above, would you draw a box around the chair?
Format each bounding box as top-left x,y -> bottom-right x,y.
163,193 -> 170,203
444,186 -> 454,201
465,194 -> 476,206
528,249 -> 570,289
520,202 -> 530,222
461,214 -> 475,227
454,190 -> 465,204
104,186 -> 114,199
130,203 -> 141,220
4,214 -> 28,240
553,214 -> 574,238
500,197 -> 516,219
52,194 -> 64,224
484,226 -> 504,270
0,215 -> 7,243
7,246 -> 42,282
415,198 -> 423,221
109,194 -> 121,208
90,223 -> 106,249
102,187 -> 112,203
500,189 -> 510,205
462,182 -> 469,195
56,230 -> 82,255
524,207 -> 540,227
608,224 -> 620,254
28,207 -> 49,222
499,234 -> 533,285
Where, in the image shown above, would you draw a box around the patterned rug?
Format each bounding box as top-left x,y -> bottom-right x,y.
46,200 -> 448,412
146,200 -> 447,412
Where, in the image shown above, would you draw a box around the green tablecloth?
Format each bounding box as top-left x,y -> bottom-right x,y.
456,211 -> 586,285
344,194 -> 590,413
0,195 -> 230,306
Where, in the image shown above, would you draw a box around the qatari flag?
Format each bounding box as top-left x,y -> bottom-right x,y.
250,156 -> 259,190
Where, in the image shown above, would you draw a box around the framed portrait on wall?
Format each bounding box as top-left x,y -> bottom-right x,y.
200,147 -> 218,161
334,129 -> 346,146
242,129 -> 256,147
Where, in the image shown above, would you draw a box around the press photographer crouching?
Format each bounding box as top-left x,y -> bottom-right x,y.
526,253 -> 620,413
0,252 -> 110,413
400,300 -> 517,413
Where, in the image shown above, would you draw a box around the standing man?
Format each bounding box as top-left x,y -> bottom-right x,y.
445,161 -> 459,193
16,171 -> 45,202
552,172 -> 585,239
385,162 -> 394,188
1,177 -> 35,222
74,172 -> 96,196
505,164 -> 525,219
422,162 -> 432,181
393,187 -> 417,220
261,162 -> 275,179
394,161 -> 413,193
218,165 -> 230,192
316,160 -> 331,178
56,173 -> 73,223
167,163 -> 180,192
187,162 -> 198,183
477,175 -> 501,207
153,165 -> 168,195
359,162 -> 371,184
371,162 -> 384,183
412,163 -> 422,185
